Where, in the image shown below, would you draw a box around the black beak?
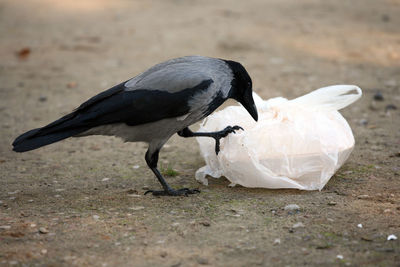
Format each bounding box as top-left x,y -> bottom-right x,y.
240,92 -> 258,121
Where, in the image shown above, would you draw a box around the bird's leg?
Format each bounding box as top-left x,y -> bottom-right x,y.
178,126 -> 243,155
144,149 -> 200,196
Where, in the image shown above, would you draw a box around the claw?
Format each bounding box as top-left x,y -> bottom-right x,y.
214,125 -> 244,155
145,188 -> 200,196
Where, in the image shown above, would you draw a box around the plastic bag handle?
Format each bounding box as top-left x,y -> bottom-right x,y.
290,85 -> 362,111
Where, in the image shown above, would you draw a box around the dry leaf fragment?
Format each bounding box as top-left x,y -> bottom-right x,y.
17,47 -> 31,60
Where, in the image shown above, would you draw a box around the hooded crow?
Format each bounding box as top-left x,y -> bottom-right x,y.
12,56 -> 258,196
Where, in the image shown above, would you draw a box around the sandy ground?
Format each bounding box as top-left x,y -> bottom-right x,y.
1,0 -> 399,266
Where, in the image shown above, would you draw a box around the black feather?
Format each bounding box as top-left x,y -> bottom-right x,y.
13,127 -> 90,152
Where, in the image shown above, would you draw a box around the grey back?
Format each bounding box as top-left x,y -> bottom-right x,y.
124,56 -> 233,97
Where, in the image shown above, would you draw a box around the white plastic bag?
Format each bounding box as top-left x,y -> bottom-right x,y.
195,85 -> 362,190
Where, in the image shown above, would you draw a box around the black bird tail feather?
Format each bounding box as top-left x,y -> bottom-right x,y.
12,81 -> 132,152
12,112 -> 90,152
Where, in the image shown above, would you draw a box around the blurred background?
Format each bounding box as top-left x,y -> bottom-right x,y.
1,0 -> 399,103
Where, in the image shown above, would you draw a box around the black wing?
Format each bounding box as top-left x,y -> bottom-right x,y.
13,79 -> 213,152
71,78 -> 213,127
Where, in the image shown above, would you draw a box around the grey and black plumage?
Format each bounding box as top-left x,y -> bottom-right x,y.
12,56 -> 258,196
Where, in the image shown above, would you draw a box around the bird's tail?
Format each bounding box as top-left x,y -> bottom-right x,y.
12,112 -> 91,152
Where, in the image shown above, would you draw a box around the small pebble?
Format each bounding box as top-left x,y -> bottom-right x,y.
171,222 -> 180,227
387,234 -> 397,241
0,225 -> 11,230
369,101 -> 378,111
200,221 -> 210,227
129,206 -> 145,211
385,104 -> 397,112
28,199 -> 34,203
127,194 -> 141,198
41,249 -> 47,254
284,204 -> 300,211
357,195 -> 369,199
101,178 -> 110,182
373,91 -> 384,101
328,201 -> 337,206
357,224 -> 363,228
359,119 -> 368,126
126,189 -> 138,194
133,165 -> 140,169
293,222 -> 305,228
93,215 -> 100,220
273,238 -> 281,245
39,227 -> 49,234
337,255 -> 344,260
38,96 -> 47,102
225,213 -> 240,217
30,223 -> 36,228
67,82 -> 78,88
197,257 -> 209,265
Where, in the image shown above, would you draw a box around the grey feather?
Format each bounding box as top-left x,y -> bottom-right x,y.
125,56 -> 232,96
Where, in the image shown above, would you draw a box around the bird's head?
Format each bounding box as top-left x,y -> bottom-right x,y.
224,60 -> 258,121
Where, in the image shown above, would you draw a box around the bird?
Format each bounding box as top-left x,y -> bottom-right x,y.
12,56 -> 258,196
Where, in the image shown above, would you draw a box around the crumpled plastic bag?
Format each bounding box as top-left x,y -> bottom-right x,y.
195,85 -> 362,190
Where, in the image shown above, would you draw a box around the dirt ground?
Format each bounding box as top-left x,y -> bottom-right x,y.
1,0 -> 399,266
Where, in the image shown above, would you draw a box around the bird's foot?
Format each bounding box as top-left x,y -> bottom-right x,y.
218,125 -> 244,138
144,188 -> 200,196
213,125 -> 244,154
